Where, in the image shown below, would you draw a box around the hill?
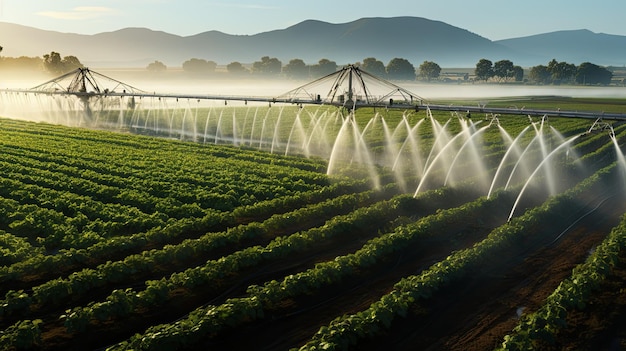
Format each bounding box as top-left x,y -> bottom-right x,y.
1,17 -> 624,68
0,17 -> 526,68
495,29 -> 626,66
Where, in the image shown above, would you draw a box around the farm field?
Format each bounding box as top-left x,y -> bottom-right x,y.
0,99 -> 625,351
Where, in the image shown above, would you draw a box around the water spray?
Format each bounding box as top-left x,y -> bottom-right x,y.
507,134 -> 582,221
585,117 -> 614,136
3,66 -> 626,204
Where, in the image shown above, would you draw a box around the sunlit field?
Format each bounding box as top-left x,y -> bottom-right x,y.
0,89 -> 625,350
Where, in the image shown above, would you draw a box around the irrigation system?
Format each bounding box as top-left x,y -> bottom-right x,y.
1,65 -> 625,220
4,65 -> 626,122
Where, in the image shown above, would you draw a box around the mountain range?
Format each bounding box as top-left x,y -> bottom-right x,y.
1,17 -> 625,68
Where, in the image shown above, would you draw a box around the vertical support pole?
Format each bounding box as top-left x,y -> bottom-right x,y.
348,67 -> 353,103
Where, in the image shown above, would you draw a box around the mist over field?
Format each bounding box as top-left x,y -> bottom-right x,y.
4,70 -> 626,102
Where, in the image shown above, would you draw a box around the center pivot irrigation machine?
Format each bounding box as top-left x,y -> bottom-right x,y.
4,64 -> 626,121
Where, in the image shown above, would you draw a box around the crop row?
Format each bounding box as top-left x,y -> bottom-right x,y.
103,185 -> 513,350
0,177 -> 166,250
0,141 -> 327,215
0,152 -> 216,218
0,183 -> 386,322
296,161 -> 619,350
0,116 -> 351,267
0,174 -> 161,230
0,118 -> 328,173
498,193 -> 626,350
0,120 -> 330,185
0,178 -> 368,290
0,230 -> 44,267
57,189 -> 417,334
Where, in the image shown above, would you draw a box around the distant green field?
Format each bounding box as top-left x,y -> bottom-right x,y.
430,96 -> 626,113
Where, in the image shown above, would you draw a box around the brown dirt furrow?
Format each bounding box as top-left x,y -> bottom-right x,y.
356,192 -> 625,351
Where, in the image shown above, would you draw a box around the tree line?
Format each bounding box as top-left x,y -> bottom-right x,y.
0,45 -> 616,86
476,58 -> 613,85
528,59 -> 613,85
156,56 -> 614,85
0,50 -> 84,74
147,56 -> 428,81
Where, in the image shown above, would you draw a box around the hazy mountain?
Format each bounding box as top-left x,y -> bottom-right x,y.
223,17 -> 528,67
0,17 -> 622,68
496,29 -> 626,66
0,23 -> 187,67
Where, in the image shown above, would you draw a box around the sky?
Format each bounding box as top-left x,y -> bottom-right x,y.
1,0 -> 626,40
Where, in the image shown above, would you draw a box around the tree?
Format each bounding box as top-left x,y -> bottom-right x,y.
251,56 -> 282,76
62,56 -> 82,71
43,52 -> 63,74
283,59 -> 309,79
361,57 -> 386,77
386,58 -> 415,80
475,59 -> 493,81
576,62 -> 612,85
182,58 -> 217,74
43,52 -> 83,74
418,61 -> 441,82
529,65 -> 551,84
310,59 -> 337,78
226,61 -> 249,75
547,59 -> 576,84
147,60 -> 167,72
513,65 -> 524,82
493,60 -> 515,81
